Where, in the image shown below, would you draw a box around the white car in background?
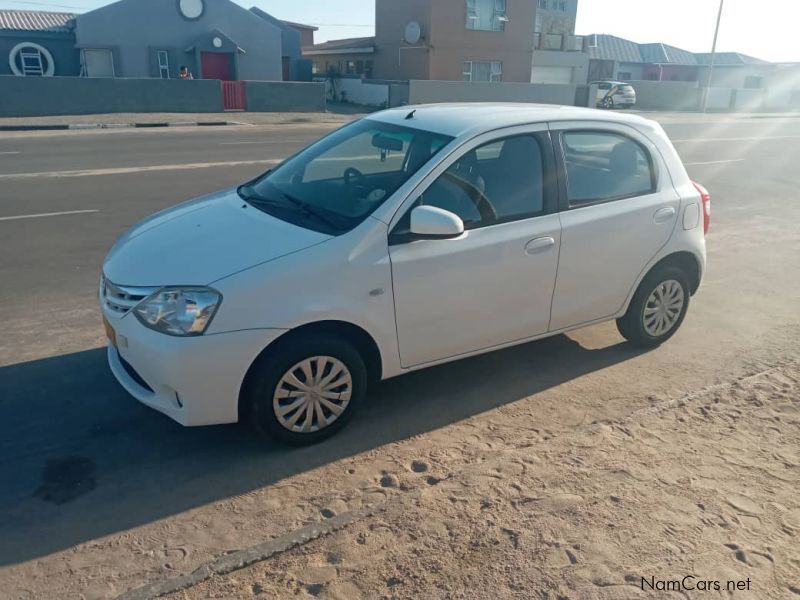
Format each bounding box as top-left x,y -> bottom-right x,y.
101,103 -> 710,444
594,81 -> 637,109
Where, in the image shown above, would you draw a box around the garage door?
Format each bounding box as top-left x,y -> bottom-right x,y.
531,66 -> 573,84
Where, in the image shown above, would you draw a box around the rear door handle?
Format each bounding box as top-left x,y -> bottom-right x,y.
525,236 -> 556,255
653,207 -> 676,224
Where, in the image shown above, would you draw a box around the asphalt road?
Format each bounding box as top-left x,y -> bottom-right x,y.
0,114 -> 798,570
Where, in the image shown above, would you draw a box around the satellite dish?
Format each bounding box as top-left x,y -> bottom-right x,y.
404,21 -> 422,45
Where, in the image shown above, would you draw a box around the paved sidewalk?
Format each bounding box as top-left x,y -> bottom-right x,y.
0,111 -> 365,130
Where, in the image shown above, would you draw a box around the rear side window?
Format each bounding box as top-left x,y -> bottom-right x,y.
561,131 -> 656,206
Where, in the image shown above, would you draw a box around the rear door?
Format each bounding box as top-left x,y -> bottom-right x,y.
549,122 -> 680,331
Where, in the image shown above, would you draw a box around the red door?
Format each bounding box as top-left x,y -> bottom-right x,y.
201,52 -> 232,80
282,57 -> 290,81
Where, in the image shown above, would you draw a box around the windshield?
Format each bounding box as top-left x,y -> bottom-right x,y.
239,119 -> 454,235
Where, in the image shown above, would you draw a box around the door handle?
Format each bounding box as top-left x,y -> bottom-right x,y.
525,236 -> 556,255
653,207 -> 676,224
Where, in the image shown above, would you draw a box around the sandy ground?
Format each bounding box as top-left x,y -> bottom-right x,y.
2,114 -> 799,600
159,362 -> 800,600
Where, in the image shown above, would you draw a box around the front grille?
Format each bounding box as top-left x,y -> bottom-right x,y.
101,276 -> 156,315
118,352 -> 155,393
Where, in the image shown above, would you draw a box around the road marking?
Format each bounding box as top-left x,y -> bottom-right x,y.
0,151 -> 20,155
0,209 -> 99,222
673,135 -> 800,143
0,159 -> 281,180
684,158 -> 745,166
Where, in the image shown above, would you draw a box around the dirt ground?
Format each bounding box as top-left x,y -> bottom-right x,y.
160,362 -> 800,600
2,114 -> 800,600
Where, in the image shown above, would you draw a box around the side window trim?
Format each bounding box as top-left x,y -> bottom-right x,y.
553,128 -> 659,211
388,127 -> 559,245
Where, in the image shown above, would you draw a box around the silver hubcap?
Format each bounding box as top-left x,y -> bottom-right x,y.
643,279 -> 685,337
273,356 -> 352,434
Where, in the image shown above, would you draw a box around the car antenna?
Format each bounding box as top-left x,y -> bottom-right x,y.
405,109 -> 416,120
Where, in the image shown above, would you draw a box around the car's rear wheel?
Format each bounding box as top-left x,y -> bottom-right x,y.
245,334 -> 367,445
617,266 -> 690,348
602,96 -> 614,109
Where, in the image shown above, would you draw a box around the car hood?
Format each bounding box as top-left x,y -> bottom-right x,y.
103,188 -> 332,286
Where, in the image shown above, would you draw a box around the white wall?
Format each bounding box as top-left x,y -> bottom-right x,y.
327,78 -> 389,107
409,80 -> 577,105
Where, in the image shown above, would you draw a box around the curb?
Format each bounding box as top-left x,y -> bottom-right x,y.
116,501 -> 390,600
0,121 -> 237,132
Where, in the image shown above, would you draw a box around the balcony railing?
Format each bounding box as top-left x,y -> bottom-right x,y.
533,33 -> 584,52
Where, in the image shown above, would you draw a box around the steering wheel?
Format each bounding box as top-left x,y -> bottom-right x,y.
441,171 -> 498,223
344,167 -> 366,188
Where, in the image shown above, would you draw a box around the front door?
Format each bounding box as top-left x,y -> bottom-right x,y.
548,124 -> 681,331
201,52 -> 232,80
389,127 -> 561,368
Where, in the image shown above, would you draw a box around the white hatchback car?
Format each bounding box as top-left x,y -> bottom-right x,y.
101,104 -> 710,444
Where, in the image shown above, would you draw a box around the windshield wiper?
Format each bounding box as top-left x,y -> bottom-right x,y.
278,192 -> 342,233
238,186 -> 342,233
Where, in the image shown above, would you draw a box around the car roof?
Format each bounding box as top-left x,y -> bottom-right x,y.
367,102 -> 651,138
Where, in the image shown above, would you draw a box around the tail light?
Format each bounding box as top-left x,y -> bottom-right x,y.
692,181 -> 711,235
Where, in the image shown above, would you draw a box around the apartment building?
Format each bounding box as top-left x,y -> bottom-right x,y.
306,0 -> 537,83
531,0 -> 587,84
376,0 -> 536,82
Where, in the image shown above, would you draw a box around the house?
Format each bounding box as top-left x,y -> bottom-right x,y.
249,7 -> 314,81
304,0 -> 538,83
304,36 -> 376,77
283,21 -> 317,47
71,0 -> 282,80
695,52 -> 772,89
584,34 -> 770,87
0,10 -> 80,77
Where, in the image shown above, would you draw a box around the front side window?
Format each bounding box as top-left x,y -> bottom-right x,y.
240,120 -> 453,234
466,0 -> 507,31
395,134 -> 547,234
562,131 -> 656,206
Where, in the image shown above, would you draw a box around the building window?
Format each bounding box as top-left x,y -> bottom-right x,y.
744,75 -> 763,89
466,0 -> 507,32
81,48 -> 115,78
558,0 -> 566,10
618,71 -> 632,81
463,61 -> 502,82
539,0 -> 548,8
157,50 -> 170,79
8,42 -> 55,77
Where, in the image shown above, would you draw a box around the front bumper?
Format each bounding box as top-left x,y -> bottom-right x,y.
104,311 -> 286,426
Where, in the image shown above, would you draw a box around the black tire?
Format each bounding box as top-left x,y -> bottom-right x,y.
244,334 -> 367,445
616,266 -> 691,348
602,96 -> 614,109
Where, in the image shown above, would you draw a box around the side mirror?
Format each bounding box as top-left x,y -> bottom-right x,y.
410,205 -> 465,239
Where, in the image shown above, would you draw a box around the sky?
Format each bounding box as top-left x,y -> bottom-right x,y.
1,0 -> 798,63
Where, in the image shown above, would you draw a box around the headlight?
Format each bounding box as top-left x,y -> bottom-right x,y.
133,287 -> 222,336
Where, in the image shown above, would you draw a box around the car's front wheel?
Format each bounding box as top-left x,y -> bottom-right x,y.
602,96 -> 614,109
617,266 -> 691,348
245,334 -> 367,445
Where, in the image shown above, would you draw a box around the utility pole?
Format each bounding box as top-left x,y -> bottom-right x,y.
701,0 -> 725,112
